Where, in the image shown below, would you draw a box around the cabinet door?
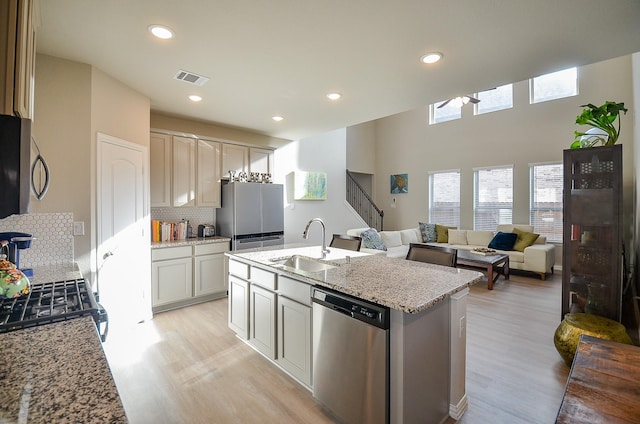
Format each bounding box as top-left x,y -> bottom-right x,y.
228,276 -> 250,339
222,144 -> 248,178
194,253 -> 226,296
277,296 -> 312,386
249,284 -> 277,359
150,132 -> 172,207
197,139 -> 221,207
172,136 -> 196,207
151,257 -> 193,306
249,147 -> 273,174
13,0 -> 35,119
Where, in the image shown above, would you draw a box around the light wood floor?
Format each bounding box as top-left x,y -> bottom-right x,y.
103,272 -> 569,424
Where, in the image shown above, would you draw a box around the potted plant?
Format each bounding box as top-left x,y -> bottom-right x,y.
570,101 -> 628,149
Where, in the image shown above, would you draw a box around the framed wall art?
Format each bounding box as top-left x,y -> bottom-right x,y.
294,171 -> 327,200
390,174 -> 408,194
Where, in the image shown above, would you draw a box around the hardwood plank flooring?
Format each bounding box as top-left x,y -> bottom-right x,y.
103,272 -> 569,424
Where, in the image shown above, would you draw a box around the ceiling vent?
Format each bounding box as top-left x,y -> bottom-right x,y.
174,70 -> 209,86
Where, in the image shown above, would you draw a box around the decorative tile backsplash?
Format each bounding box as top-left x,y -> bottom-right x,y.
0,213 -> 74,267
151,207 -> 216,237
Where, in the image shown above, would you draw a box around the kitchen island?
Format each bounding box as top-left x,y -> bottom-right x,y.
226,245 -> 483,423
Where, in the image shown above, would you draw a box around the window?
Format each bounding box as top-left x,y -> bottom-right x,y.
475,84 -> 513,115
531,67 -> 578,104
429,170 -> 460,227
430,100 -> 461,124
530,163 -> 563,243
474,166 -> 513,230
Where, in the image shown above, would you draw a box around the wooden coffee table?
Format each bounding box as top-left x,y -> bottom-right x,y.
456,250 -> 509,290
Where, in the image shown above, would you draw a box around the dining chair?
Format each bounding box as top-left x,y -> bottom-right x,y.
329,234 -> 362,252
405,243 -> 458,267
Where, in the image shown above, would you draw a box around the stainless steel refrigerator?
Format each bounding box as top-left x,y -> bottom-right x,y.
217,182 -> 284,250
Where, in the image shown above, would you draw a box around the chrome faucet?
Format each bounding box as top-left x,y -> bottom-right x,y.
303,218 -> 330,256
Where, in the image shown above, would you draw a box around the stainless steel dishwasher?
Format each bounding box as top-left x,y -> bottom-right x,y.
312,287 -> 390,424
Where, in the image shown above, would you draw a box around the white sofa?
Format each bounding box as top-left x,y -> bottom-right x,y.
347,225 -> 555,279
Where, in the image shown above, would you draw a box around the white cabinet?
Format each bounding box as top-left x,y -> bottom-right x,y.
249,284 -> 277,358
249,147 -> 274,174
222,144 -> 248,177
277,275 -> 313,386
194,243 -> 227,296
150,132 -> 171,207
229,275 -> 250,339
0,0 -> 35,119
152,242 -> 230,313
151,246 -> 193,307
172,136 -> 196,207
196,139 -> 221,207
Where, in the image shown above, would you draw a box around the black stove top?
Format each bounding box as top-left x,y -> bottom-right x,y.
0,279 -> 107,340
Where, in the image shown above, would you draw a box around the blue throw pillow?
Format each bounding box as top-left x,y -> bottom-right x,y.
488,231 -> 518,251
360,228 -> 387,251
419,222 -> 437,242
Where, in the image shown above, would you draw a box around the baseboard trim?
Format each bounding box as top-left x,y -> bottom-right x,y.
449,394 -> 468,420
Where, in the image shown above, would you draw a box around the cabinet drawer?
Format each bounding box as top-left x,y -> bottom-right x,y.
152,246 -> 192,261
251,266 -> 277,291
229,259 -> 249,279
195,242 -> 229,256
278,276 -> 312,305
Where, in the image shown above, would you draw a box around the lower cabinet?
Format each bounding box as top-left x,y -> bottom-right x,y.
227,259 -> 313,387
151,242 -> 229,313
277,296 -> 312,386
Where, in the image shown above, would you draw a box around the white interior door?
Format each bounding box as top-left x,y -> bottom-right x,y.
97,133 -> 151,331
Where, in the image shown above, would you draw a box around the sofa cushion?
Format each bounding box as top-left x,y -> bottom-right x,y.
361,228 -> 387,251
488,231 -> 518,251
497,224 -> 534,233
448,230 -> 467,245
436,224 -> 456,243
380,231 -> 402,248
419,222 -> 437,242
346,227 -> 369,238
513,228 -> 540,252
400,228 -> 419,245
466,230 -> 494,247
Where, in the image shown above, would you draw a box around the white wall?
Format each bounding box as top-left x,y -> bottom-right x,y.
274,128 -> 365,246
372,55 -> 635,243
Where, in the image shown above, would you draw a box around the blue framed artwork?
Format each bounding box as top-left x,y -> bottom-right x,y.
294,171 -> 327,200
390,174 -> 408,193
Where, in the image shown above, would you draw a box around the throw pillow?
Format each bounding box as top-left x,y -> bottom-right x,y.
400,229 -> 419,245
418,222 -> 437,242
512,228 -> 540,252
448,230 -> 468,245
435,224 -> 457,243
360,228 -> 387,251
379,231 -> 402,248
488,231 -> 518,251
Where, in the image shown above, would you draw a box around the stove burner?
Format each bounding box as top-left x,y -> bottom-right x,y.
0,279 -> 106,341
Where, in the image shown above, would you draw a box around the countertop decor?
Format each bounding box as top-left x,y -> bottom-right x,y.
227,245 -> 483,313
0,316 -> 127,423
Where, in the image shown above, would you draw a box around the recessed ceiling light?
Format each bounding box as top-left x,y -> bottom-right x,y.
272,116 -> 284,122
326,92 -> 342,101
188,95 -> 202,102
420,52 -> 443,64
148,25 -> 174,40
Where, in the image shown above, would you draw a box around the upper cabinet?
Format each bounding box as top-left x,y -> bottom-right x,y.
249,147 -> 274,174
150,133 -> 171,207
197,139 -> 221,207
0,0 -> 36,119
222,144 -> 248,178
172,136 -> 197,207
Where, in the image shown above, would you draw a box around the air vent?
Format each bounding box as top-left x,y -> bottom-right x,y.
174,70 -> 210,86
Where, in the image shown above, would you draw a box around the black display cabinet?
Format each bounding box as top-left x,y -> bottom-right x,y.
562,144 -> 623,321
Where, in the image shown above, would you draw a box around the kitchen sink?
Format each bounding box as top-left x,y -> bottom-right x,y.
271,255 -> 337,273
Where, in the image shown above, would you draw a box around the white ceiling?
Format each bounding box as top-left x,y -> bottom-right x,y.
36,0 -> 640,141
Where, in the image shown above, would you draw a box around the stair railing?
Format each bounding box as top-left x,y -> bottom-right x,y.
346,170 -> 384,231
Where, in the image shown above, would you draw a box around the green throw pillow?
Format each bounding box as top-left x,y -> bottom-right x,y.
435,224 -> 456,243
512,228 -> 539,252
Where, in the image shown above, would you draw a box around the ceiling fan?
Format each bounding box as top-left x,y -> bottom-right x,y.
437,95 -> 480,109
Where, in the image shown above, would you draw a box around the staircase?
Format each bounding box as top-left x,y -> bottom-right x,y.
346,170 -> 384,231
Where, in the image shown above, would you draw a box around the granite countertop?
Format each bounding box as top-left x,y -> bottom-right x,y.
29,263 -> 83,285
0,317 -> 127,423
227,245 -> 483,314
151,235 -> 231,249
